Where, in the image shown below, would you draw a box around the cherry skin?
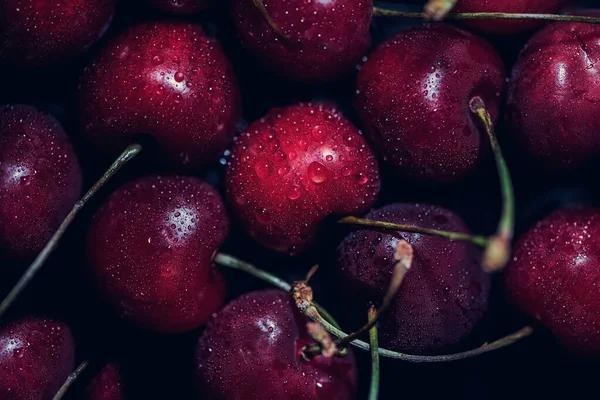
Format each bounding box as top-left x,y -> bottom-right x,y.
355,24 -> 504,183
453,0 -> 565,35
86,176 -> 229,333
507,22 -> 600,169
225,102 -> 380,255
0,105 -> 82,263
505,208 -> 600,356
0,317 -> 75,400
336,203 -> 491,354
230,0 -> 372,83
85,363 -> 123,400
79,21 -> 241,170
0,0 -> 114,67
195,289 -> 357,400
146,0 -> 214,14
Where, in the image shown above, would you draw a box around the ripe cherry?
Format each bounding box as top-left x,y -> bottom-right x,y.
0,316 -> 75,399
355,24 -> 504,183
0,105 -> 82,263
0,0 -> 114,67
195,289 -> 357,399
225,102 -> 380,254
507,21 -> 600,169
146,0 -> 214,14
79,21 -> 241,170
336,203 -> 491,354
85,363 -> 123,400
230,0 -> 373,83
86,176 -> 229,333
505,208 -> 600,356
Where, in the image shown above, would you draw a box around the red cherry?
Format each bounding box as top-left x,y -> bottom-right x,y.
355,24 -> 504,183
0,317 -> 75,400
505,208 -> 600,356
453,0 -> 566,35
0,0 -> 114,67
336,203 -> 490,354
79,21 -> 241,169
85,363 -> 123,400
0,105 -> 82,262
507,22 -> 600,169
225,102 -> 380,254
230,0 -> 372,83
146,0 -> 214,14
195,289 -> 357,400
86,176 -> 229,333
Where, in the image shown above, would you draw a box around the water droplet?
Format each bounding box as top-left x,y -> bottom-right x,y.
254,161 -> 272,179
356,173 -> 368,185
308,162 -> 329,184
311,125 -> 327,141
287,185 -> 302,200
278,165 -> 290,176
342,166 -> 353,177
256,208 -> 271,223
174,72 -> 185,82
325,154 -> 333,162
299,140 -> 309,151
288,151 -> 297,161
152,55 -> 162,65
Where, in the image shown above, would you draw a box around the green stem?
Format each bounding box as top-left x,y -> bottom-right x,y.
368,307 -> 380,400
0,144 -> 142,320
52,360 -> 89,400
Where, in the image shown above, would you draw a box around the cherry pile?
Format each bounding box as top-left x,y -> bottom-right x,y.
1,1 -> 599,399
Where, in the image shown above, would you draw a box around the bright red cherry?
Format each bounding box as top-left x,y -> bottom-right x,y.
230,0 -> 373,83
195,289 -> 358,400
225,102 -> 380,254
146,0 -> 214,14
86,176 -> 229,333
0,105 -> 82,262
355,24 -> 504,183
0,317 -> 75,400
507,21 -> 600,169
0,0 -> 114,67
79,21 -> 241,170
505,208 -> 600,356
336,203 -> 491,354
85,363 -> 123,400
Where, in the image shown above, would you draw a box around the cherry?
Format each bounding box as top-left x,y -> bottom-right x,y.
78,21 -> 241,170
230,0 -> 373,83
453,0 -> 566,35
146,0 -> 214,14
86,175 -> 229,333
507,21 -> 600,169
336,203 -> 491,354
0,316 -> 75,399
505,208 -> 600,356
195,289 -> 357,399
0,0 -> 114,67
225,102 -> 380,254
85,363 -> 123,400
0,105 -> 82,263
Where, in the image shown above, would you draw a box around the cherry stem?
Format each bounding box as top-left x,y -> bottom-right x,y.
52,360 -> 89,400
372,8 -> 600,25
214,253 -> 534,362
251,0 -> 289,41
339,216 -> 489,247
0,144 -> 142,320
368,306 -> 380,400
470,97 -> 515,273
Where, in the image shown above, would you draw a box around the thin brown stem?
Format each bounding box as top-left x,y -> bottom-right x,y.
52,360 -> 89,400
368,306 -> 380,400
251,0 -> 289,41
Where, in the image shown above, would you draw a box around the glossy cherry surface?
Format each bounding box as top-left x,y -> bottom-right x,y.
226,102 -> 380,254
147,0 -> 214,14
507,21 -> 600,169
85,363 -> 123,400
505,208 -> 600,356
336,203 -> 490,354
0,0 -> 114,67
195,289 -> 357,400
86,176 -> 229,333
79,21 -> 241,169
230,0 -> 372,83
0,105 -> 82,262
0,317 -> 75,400
355,24 -> 505,183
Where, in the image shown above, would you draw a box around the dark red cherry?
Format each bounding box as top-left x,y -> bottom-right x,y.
79,21 -> 241,170
0,0 -> 114,67
225,102 -> 380,254
195,289 -> 357,400
146,0 -> 214,14
230,0 -> 372,83
85,363 -> 123,400
86,176 -> 229,333
0,105 -> 82,262
355,24 -> 504,183
505,208 -> 600,356
507,22 -> 600,169
453,0 -> 565,35
336,203 -> 490,354
0,317 -> 75,400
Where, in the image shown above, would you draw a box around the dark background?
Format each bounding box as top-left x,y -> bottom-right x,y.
1,1 -> 599,399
